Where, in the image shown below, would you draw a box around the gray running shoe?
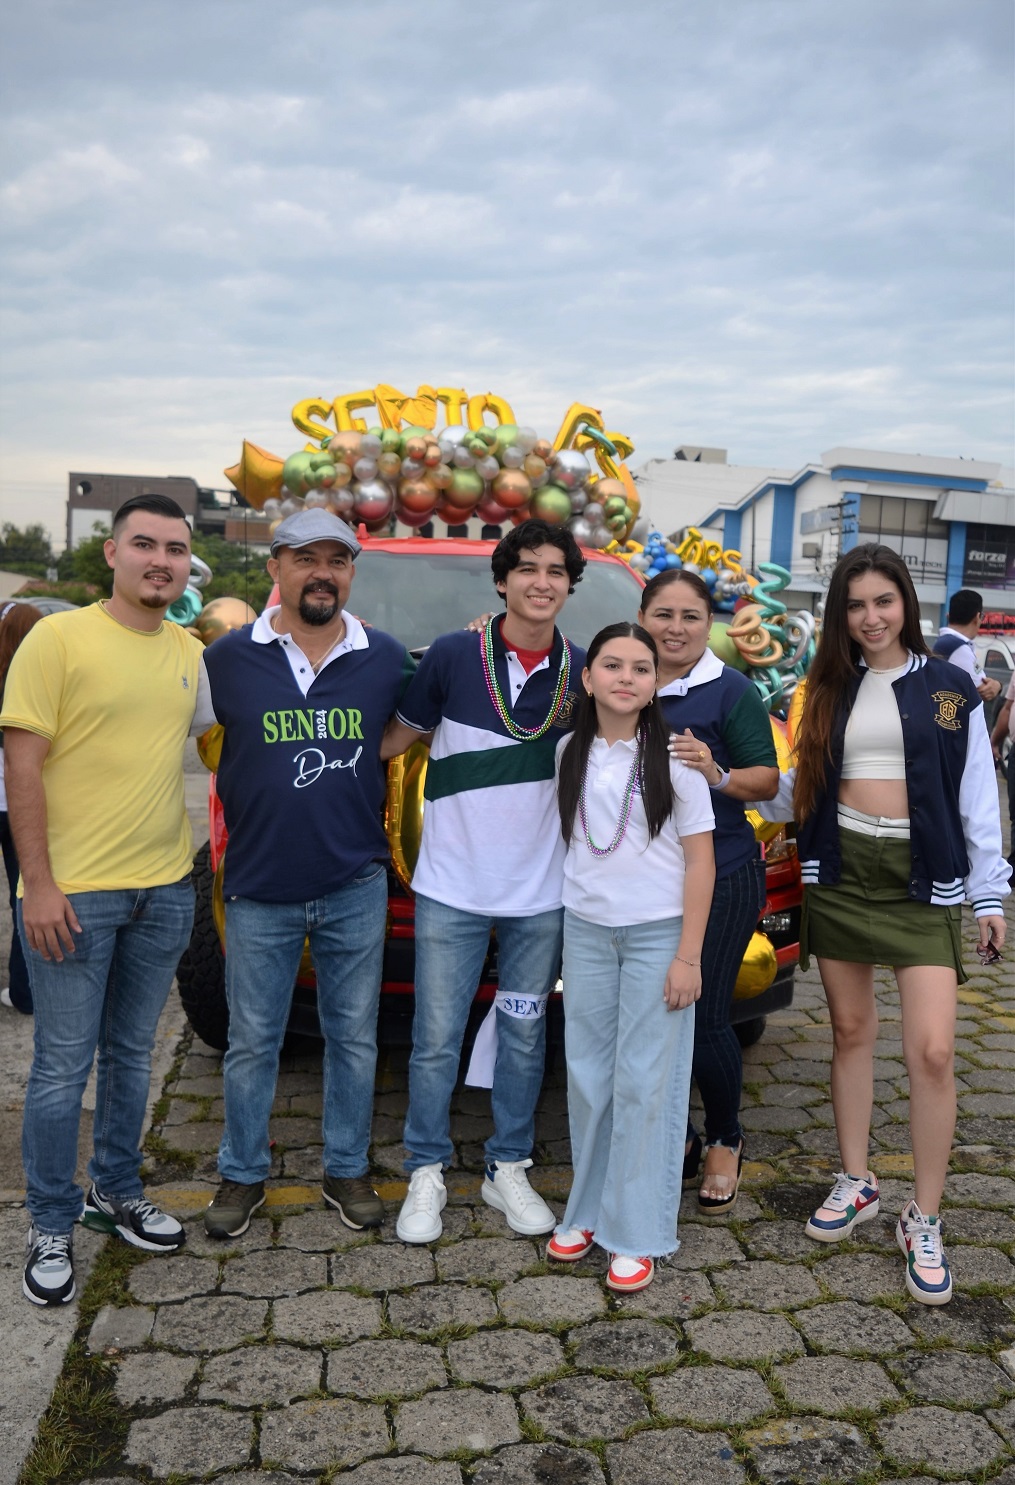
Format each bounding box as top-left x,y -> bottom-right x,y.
82,1185 -> 185,1251
24,1226 -> 75,1306
322,1173 -> 384,1230
204,1180 -> 266,1239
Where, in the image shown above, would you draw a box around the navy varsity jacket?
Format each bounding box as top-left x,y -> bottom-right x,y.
757,654 -> 1009,916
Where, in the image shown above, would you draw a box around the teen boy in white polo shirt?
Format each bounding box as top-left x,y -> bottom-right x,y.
381,519 -> 586,1243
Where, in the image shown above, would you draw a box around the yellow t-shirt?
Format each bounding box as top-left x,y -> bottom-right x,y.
0,603 -> 203,893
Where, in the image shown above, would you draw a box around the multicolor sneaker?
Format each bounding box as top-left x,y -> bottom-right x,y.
82,1186 -> 185,1252
804,1171 -> 880,1242
547,1227 -> 595,1262
606,1254 -> 655,1292
897,1199 -> 952,1305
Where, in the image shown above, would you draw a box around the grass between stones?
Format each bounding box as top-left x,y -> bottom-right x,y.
18,1240 -> 149,1485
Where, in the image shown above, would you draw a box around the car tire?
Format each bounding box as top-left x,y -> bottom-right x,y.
734,1016 -> 766,1049
177,840 -> 229,1052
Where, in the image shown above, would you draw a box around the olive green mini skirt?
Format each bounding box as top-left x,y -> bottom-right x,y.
800,823 -> 966,983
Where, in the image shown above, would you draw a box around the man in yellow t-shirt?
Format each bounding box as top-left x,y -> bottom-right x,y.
1,495 -> 215,1307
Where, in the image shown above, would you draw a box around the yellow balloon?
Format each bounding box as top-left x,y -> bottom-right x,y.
332,390 -> 375,432
196,723 -> 223,772
291,397 -> 334,445
733,932 -> 778,999
385,740 -> 429,891
466,393 -> 516,429
436,387 -> 468,425
223,440 -> 285,510
195,596 -> 257,647
786,678 -> 807,750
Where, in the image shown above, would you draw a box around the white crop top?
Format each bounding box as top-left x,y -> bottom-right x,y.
841,663 -> 908,779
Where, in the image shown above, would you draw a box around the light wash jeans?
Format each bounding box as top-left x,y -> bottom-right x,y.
560,909 -> 695,1258
20,879 -> 194,1233
218,863 -> 387,1184
404,894 -> 563,1171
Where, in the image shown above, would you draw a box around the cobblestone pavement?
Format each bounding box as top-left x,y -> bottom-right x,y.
38,890 -> 1009,1485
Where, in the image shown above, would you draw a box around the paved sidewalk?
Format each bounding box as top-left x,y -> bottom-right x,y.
33,911 -> 1011,1484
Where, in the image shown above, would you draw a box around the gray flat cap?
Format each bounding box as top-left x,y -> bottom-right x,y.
270,508 -> 362,558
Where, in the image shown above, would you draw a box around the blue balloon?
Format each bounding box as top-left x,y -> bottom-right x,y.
703,568 -> 718,589
666,553 -> 682,568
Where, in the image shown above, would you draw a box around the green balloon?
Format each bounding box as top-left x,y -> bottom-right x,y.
493,423 -> 519,453
709,621 -> 748,672
380,428 -> 402,453
449,467 -> 484,502
401,425 -> 430,442
529,484 -> 572,525
367,425 -> 383,439
282,452 -> 313,493
603,495 -> 627,518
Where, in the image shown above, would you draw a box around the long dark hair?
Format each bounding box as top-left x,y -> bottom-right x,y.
557,622 -> 674,847
0,601 -> 43,711
794,543 -> 927,820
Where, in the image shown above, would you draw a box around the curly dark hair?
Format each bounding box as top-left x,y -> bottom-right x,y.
490,519 -> 586,597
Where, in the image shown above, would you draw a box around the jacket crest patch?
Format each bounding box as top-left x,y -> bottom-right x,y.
931,690 -> 966,731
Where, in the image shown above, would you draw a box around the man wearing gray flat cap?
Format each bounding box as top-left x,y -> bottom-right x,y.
201,509 -> 415,1239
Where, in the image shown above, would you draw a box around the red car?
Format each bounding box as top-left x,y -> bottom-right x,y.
177,535 -> 802,1050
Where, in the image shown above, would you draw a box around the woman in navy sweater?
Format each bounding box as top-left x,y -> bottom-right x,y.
640,571 -> 780,1211
788,544 -> 1007,1305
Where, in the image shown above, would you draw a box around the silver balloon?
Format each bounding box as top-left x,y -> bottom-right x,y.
452,444 -> 475,468
359,433 -> 382,457
304,489 -> 329,508
583,502 -> 603,523
328,487 -> 356,517
569,489 -> 588,512
552,450 -> 592,490
438,426 -> 470,459
476,455 -> 501,482
401,457 -> 424,477
629,516 -> 651,545
262,497 -> 283,519
501,445 -> 525,469
353,456 -> 378,482
591,524 -> 612,549
515,426 -> 538,454
351,479 -> 394,523
568,516 -> 594,543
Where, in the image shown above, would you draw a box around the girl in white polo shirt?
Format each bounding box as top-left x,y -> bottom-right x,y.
549,622 -> 715,1291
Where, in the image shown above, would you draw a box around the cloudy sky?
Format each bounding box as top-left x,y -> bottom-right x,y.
1,0 -> 1012,547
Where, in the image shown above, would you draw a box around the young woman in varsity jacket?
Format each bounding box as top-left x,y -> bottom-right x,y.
783,543 -> 1008,1306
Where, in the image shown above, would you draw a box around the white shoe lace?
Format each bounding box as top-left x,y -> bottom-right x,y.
405,1167 -> 443,1217
907,1211 -> 944,1268
31,1233 -> 71,1269
824,1172 -> 867,1212
492,1159 -> 536,1203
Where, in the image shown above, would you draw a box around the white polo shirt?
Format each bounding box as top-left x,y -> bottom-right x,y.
557,734 -> 715,928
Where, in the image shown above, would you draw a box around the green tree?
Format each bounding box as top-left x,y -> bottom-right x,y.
62,524 -> 114,596
0,522 -> 56,577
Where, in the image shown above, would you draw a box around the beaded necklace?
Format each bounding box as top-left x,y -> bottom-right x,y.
578,747 -> 642,857
481,621 -> 571,740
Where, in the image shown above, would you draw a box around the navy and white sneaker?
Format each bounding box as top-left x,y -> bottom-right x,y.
24,1226 -> 75,1306
805,1171 -> 880,1242
81,1186 -> 185,1252
897,1199 -> 952,1305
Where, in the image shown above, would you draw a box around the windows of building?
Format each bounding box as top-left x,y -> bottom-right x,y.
857,495 -> 949,583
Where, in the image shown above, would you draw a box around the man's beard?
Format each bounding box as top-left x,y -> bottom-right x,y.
299,583 -> 339,626
140,592 -> 170,610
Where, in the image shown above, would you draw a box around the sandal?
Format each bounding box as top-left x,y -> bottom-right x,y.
697,1138 -> 746,1214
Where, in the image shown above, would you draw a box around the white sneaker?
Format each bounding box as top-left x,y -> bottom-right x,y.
396,1164 -> 446,1244
481,1159 -> 555,1236
23,1226 -> 75,1306
0,988 -> 13,1009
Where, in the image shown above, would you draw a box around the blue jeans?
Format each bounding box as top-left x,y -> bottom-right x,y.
689,856 -> 766,1148
218,864 -> 388,1184
560,910 -> 694,1258
20,879 -> 194,1233
2,812 -> 31,1012
404,894 -> 563,1171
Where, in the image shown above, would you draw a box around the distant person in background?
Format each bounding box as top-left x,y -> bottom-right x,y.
933,589 -> 1001,702
990,671 -> 1015,872
0,601 -> 43,1013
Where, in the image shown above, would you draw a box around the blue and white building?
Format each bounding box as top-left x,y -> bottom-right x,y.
632,446 -> 1015,624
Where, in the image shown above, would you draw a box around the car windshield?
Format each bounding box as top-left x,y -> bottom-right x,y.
349,549 -> 645,653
